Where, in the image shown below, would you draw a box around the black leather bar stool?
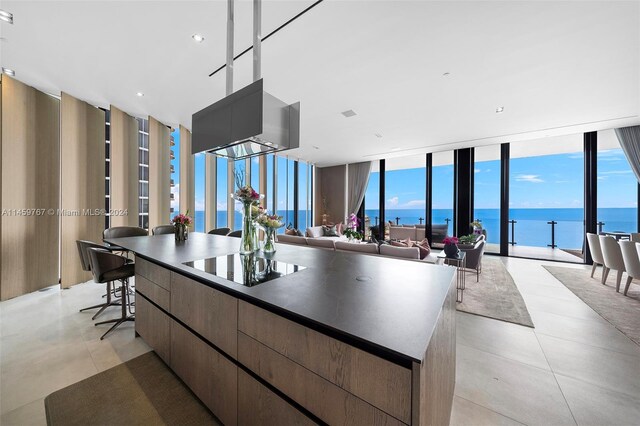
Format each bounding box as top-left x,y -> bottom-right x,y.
87,248 -> 135,340
228,230 -> 242,238
208,227 -> 231,236
152,225 -> 175,235
76,240 -> 122,320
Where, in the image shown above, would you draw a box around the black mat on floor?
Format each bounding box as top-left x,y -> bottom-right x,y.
44,351 -> 221,426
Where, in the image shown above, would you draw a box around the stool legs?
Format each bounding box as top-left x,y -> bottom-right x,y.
95,278 -> 135,340
79,281 -> 121,320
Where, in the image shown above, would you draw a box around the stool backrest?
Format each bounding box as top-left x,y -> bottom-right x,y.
152,225 -> 175,235
208,227 -> 231,236
228,230 -> 242,238
87,248 -> 127,283
76,240 -> 111,272
103,226 -> 148,239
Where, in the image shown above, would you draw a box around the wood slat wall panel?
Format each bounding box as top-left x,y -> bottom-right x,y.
0,76 -> 60,300
148,116 -> 170,231
179,125 -> 195,216
109,105 -> 139,226
60,92 -> 105,288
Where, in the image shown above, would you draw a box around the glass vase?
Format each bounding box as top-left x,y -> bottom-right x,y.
263,227 -> 276,253
239,201 -> 256,254
174,224 -> 188,242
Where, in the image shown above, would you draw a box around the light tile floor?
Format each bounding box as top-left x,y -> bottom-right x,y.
1,258 -> 639,425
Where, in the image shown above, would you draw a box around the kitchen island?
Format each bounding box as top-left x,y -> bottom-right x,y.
105,233 -> 456,426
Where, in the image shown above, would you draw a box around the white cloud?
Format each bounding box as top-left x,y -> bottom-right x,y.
474,168 -> 481,173
195,198 -> 205,211
515,174 -> 544,183
386,196 -> 399,207
402,199 -> 426,208
600,170 -> 632,175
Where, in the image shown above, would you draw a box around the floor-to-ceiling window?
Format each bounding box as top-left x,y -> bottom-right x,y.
384,156 -> 426,227
473,145 -> 501,253
276,156 -> 289,233
170,128 -> 179,219
432,151 -> 454,242
364,162 -> 380,239
250,157 -> 260,191
194,153 -> 205,232
509,134 -> 584,261
137,118 -> 149,230
298,161 -> 309,230
216,157 -> 228,228
597,129 -> 638,234
266,154 -> 275,214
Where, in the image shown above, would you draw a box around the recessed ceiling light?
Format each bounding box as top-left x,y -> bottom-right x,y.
0,10 -> 13,24
442,72 -> 450,77
192,34 -> 205,43
496,106 -> 504,113
341,110 -> 357,118
2,67 -> 15,76
136,92 -> 144,97
374,133 -> 383,138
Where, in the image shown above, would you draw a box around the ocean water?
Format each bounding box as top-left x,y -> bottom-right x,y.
191,210 -> 311,234
189,208 -> 636,250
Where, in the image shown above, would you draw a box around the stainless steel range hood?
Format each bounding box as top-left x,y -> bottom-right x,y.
191,78 -> 300,159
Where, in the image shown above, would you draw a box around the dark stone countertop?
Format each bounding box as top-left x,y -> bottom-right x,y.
106,232 -> 455,365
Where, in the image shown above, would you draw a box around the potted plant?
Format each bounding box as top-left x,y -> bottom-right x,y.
443,236 -> 459,258
471,221 -> 483,235
344,213 -> 363,242
458,234 -> 476,249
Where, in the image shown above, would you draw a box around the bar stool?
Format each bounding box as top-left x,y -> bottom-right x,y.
208,227 -> 231,236
87,248 -> 135,340
228,230 -> 242,238
152,225 -> 175,235
76,240 -> 122,320
103,226 -> 148,255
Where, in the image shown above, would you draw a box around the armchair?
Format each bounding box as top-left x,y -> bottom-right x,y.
459,240 -> 486,282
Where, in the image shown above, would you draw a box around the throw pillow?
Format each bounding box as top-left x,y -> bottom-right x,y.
322,225 -> 339,237
403,237 -> 413,247
285,228 -> 297,236
295,228 -> 304,237
336,222 -> 344,235
390,240 -> 408,247
413,238 -> 432,259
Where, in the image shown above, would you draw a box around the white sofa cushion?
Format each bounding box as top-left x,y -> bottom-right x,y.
306,226 -> 324,238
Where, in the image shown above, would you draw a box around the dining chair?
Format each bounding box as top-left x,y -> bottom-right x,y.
630,233 -> 640,243
208,227 -> 231,236
599,235 -> 626,291
620,241 -> 640,296
152,225 -> 175,235
586,233 -> 605,279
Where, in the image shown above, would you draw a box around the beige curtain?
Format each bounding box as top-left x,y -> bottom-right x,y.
347,161 -> 372,215
615,126 -> 640,183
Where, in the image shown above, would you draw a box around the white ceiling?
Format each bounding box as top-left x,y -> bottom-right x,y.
1,0 -> 639,167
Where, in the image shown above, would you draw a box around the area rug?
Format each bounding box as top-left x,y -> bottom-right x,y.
456,256 -> 534,328
45,352 -> 220,426
543,265 -> 640,346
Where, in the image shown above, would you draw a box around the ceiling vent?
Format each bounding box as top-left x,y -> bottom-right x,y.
341,110 -> 357,118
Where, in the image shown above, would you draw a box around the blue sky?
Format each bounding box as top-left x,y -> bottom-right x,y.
179,145 -> 637,213
364,148 -> 637,211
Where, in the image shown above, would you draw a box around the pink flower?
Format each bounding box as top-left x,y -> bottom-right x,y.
443,236 -> 459,245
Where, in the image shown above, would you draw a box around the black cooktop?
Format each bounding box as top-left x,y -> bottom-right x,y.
183,253 -> 306,287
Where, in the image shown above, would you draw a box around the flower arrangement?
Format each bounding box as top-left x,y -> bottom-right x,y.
344,213 -> 363,241
232,169 -> 261,203
443,236 -> 459,245
470,221 -> 482,229
171,211 -> 193,227
251,203 -> 265,219
256,213 -> 284,230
